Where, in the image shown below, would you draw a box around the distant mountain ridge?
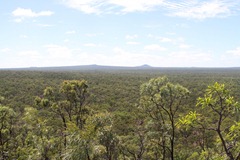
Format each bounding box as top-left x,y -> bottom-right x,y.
1,64 -> 240,71
1,64 -> 154,71
139,64 -> 152,68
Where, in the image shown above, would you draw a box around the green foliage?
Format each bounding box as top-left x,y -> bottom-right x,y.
63,112 -> 117,160
60,80 -> 89,129
0,105 -> 16,159
177,111 -> 201,130
60,80 -> 88,104
140,76 -> 190,159
1,69 -> 240,159
197,82 -> 238,115
195,82 -> 240,160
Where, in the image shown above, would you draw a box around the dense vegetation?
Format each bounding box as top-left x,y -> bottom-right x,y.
0,68 -> 240,159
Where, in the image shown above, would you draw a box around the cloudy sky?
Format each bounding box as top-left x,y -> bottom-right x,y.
1,0 -> 240,68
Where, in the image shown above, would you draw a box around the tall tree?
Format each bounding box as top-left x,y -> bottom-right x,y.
60,80 -> 89,129
35,80 -> 89,154
196,82 -> 240,160
140,76 -> 189,160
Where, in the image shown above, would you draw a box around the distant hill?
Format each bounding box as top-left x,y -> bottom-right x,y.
1,64 -> 154,71
1,64 -> 240,72
138,64 -> 152,68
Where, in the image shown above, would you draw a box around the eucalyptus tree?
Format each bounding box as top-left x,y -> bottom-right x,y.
63,112 -> 117,160
35,80 -> 89,151
140,76 -> 189,160
178,82 -> 240,159
35,80 -> 120,159
60,80 -> 89,129
196,82 -> 240,160
118,117 -> 147,160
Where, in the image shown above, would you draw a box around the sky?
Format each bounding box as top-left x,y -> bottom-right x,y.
1,0 -> 240,68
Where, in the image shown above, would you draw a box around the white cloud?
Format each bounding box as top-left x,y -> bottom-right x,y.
109,0 -> 164,12
61,0 -> 106,14
125,35 -> 140,45
170,51 -> 212,61
20,35 -> 28,38
18,50 -> 41,59
2,50 -> 43,68
12,8 -> 54,17
38,45 -> 84,67
166,0 -> 236,19
125,34 -> 138,39
64,39 -> 70,43
144,44 -> 166,51
12,8 -> 54,22
0,46 -> 224,68
83,43 -> 102,47
227,47 -> 240,56
105,47 -> 165,66
14,18 -> 23,23
37,24 -> 54,27
167,51 -> 214,67
147,34 -> 192,50
143,24 -> 162,29
65,30 -> 77,34
159,37 -> 172,43
0,48 -> 11,53
61,0 -> 164,14
91,47 -> 213,67
179,44 -> 191,49
45,44 -> 73,59
126,41 -> 140,45
85,33 -> 103,37
60,0 -> 238,19
219,48 -> 240,67
176,23 -> 189,28
112,47 -> 126,54
147,34 -> 172,43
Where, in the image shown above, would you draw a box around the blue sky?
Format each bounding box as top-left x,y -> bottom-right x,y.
1,0 -> 240,68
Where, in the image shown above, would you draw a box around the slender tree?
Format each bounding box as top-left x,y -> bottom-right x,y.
140,76 -> 189,160
197,82 -> 240,160
60,80 -> 89,129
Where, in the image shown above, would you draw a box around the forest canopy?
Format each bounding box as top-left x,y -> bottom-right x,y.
0,68 -> 240,159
